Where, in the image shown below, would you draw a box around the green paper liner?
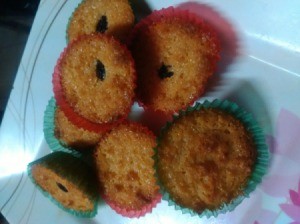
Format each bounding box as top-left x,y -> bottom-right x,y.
155,99 -> 269,218
27,151 -> 99,218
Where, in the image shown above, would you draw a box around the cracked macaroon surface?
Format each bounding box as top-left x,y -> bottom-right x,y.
157,108 -> 256,212
94,123 -> 159,210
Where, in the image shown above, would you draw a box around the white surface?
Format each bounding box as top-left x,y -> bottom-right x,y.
0,0 -> 300,223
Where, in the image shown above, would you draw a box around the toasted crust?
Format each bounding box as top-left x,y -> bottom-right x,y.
95,123 -> 159,210
54,107 -> 103,150
59,34 -> 136,124
67,0 -> 134,42
157,108 -> 256,212
130,8 -> 220,113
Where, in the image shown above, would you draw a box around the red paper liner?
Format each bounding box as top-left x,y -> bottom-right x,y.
128,6 -> 221,53
52,34 -> 136,133
103,193 -> 162,218
128,7 -> 221,115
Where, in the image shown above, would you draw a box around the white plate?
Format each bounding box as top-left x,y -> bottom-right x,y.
1,0 -> 300,223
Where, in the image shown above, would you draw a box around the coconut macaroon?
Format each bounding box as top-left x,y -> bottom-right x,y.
157,107 -> 257,213
94,122 -> 161,217
43,97 -> 105,153
54,107 -> 103,150
28,152 -> 99,217
53,34 -> 136,131
67,0 -> 135,42
130,7 -> 220,114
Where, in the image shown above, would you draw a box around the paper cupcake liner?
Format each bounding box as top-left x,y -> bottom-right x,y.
52,34 -> 136,133
103,193 -> 162,218
94,122 -> 162,218
27,151 -> 99,218
128,6 -> 220,51
127,7 -> 220,115
44,97 -> 107,158
155,99 -> 269,218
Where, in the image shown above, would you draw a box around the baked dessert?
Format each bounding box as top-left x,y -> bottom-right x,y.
27,152 -> 99,217
54,107 -> 103,150
129,7 -> 220,114
94,122 -> 161,217
44,97 -> 104,152
157,100 -> 260,215
53,34 -> 136,132
67,0 -> 135,42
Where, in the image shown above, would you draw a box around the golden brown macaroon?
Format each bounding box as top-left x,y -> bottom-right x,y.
67,0 -> 135,42
56,34 -> 136,125
54,107 -> 104,150
94,122 -> 160,215
28,152 -> 98,217
157,108 -> 256,212
130,7 -> 220,114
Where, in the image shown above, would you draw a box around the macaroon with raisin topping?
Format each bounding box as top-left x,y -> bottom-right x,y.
129,7 -> 220,114
53,33 -> 136,132
28,152 -> 99,217
67,0 -> 135,42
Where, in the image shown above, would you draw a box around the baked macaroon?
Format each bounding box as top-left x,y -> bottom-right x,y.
94,122 -> 161,217
54,107 -> 103,150
157,101 -> 260,215
28,152 -> 99,217
67,0 -> 135,42
44,97 -> 104,152
53,34 -> 136,132
129,7 -> 220,114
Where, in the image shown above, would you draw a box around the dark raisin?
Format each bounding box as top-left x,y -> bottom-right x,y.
158,63 -> 174,79
96,60 -> 106,81
96,15 -> 108,33
56,182 -> 68,193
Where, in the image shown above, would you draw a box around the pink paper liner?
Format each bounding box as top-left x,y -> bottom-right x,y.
103,193 -> 162,218
127,7 -> 221,115
52,34 -> 136,133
